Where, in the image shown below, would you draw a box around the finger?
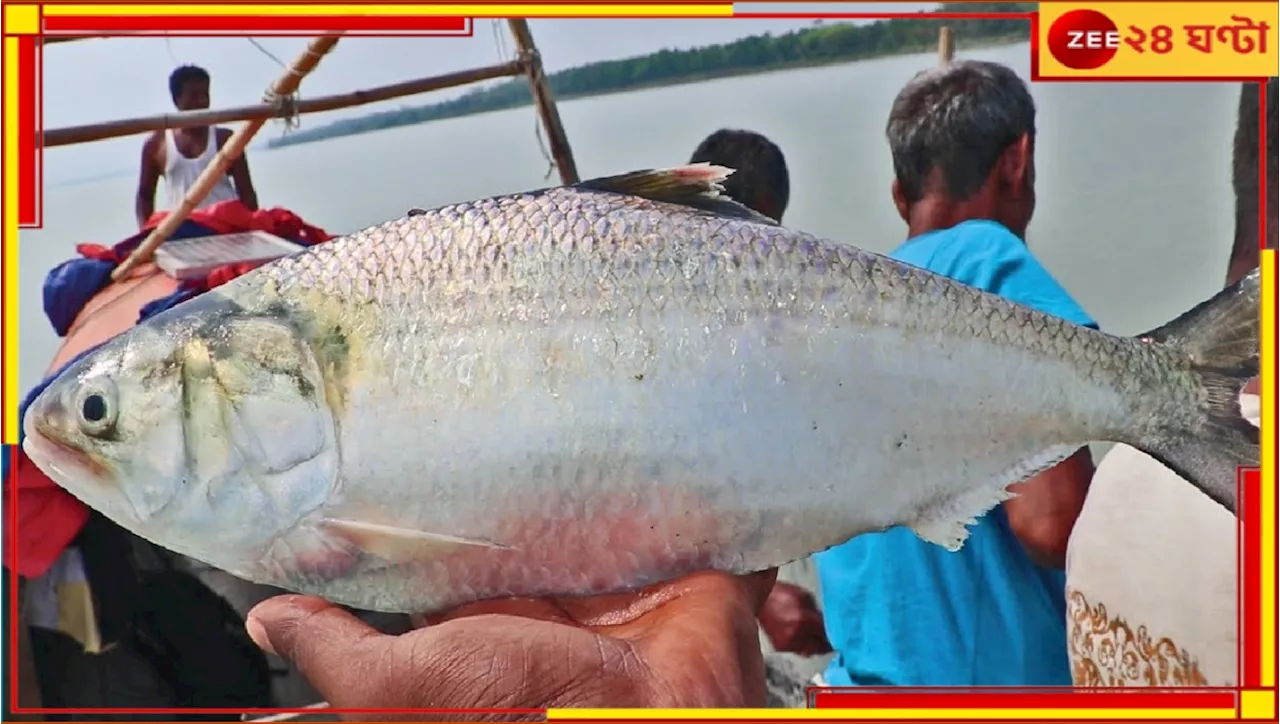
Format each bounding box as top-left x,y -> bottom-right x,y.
247,594 -> 389,698
798,625 -> 832,656
418,597 -> 579,628
627,571 -> 771,707
796,632 -> 828,657
549,569 -> 779,630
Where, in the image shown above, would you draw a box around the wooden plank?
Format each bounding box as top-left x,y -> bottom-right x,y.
41,60 -> 525,148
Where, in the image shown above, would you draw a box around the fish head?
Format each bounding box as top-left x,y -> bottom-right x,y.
23,295 -> 340,576
24,323 -> 190,527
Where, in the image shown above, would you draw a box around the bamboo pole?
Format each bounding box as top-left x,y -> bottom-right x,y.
111,35 -> 341,282
937,26 -> 956,65
43,60 -> 525,148
507,19 -> 579,185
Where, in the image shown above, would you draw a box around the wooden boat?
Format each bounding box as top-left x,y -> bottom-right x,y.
45,263 -> 178,374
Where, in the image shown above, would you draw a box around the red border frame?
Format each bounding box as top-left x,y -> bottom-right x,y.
17,34 -> 38,227
43,14 -> 473,33
3,4 -> 1275,719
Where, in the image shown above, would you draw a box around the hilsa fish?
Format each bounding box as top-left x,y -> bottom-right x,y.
23,165 -> 1260,614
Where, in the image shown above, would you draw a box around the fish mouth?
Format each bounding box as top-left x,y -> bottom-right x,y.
22,420 -> 112,487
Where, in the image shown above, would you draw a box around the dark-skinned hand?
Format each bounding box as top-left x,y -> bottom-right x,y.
245,569 -> 778,721
757,581 -> 832,657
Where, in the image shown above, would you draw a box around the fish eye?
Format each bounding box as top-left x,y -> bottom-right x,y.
82,394 -> 107,422
75,381 -> 118,437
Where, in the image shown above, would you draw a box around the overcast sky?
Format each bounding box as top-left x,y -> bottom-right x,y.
41,8 -> 936,179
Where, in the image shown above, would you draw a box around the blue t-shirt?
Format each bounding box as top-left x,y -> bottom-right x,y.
815,219 -> 1097,687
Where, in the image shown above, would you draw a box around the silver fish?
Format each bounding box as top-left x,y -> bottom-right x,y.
23,165 -> 1260,614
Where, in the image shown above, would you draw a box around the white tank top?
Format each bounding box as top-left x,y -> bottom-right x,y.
163,127 -> 239,210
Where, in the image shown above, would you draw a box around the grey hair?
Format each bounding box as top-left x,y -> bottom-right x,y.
886,60 -> 1037,204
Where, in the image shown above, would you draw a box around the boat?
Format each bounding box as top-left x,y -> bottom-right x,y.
11,24 -> 579,720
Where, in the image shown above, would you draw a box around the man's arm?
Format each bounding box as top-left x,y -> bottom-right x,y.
1004,447 -> 1094,569
135,134 -> 162,228
218,128 -> 259,210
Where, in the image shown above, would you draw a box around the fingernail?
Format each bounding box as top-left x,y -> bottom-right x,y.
245,615 -> 276,656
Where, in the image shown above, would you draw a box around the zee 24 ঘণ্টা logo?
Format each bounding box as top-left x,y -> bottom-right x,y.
1046,7 -> 1270,70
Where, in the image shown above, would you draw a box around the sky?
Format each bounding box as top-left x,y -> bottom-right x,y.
41,6 -> 936,180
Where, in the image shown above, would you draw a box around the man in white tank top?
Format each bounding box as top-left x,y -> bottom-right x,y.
1064,78 -> 1275,687
135,65 -> 258,228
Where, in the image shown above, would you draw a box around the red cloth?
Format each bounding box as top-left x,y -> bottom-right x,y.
11,201 -> 334,579
5,448 -> 91,578
77,200 -> 333,267
141,200 -> 332,248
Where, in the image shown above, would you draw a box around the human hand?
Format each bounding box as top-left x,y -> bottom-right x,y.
245,570 -> 778,721
757,582 -> 832,657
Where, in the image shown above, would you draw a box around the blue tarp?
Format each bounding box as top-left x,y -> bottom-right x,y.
42,219 -> 220,337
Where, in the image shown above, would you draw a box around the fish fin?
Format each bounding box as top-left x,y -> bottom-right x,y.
321,518 -> 510,563
907,444 -> 1078,551
1131,268 -> 1261,516
908,483 -> 1017,551
576,164 -> 782,225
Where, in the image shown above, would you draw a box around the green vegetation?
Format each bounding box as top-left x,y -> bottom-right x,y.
267,3 -> 1035,149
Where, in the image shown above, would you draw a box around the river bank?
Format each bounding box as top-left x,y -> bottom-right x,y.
269,5 -> 1033,149
280,33 -> 1026,149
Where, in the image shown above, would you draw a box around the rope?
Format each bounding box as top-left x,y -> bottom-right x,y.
533,103 -> 556,181
262,88 -> 301,131
520,47 -> 558,181
164,35 -> 180,66
247,37 -> 287,68
490,19 -> 511,63
496,20 -> 557,181
249,37 -> 302,131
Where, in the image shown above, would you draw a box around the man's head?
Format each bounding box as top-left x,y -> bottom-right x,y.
689,129 -> 791,222
1226,77 -> 1278,286
886,60 -> 1037,237
169,65 -> 211,112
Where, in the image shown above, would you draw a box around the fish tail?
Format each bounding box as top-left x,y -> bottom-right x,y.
1131,268 -> 1261,515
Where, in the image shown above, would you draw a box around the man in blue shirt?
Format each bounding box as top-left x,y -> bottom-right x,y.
814,60 -> 1097,687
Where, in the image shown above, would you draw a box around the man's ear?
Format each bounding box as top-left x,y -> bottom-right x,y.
999,133 -> 1034,190
891,179 -> 909,222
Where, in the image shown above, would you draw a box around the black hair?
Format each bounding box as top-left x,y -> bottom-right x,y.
886,60 -> 1036,204
689,129 -> 791,222
169,64 -> 210,104
1229,77 -> 1278,274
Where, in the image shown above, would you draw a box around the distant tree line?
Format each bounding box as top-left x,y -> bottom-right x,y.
268,3 -> 1035,149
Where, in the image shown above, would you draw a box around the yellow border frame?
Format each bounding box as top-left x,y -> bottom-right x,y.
3,31 -> 21,443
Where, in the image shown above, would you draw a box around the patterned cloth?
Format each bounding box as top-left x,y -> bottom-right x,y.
1064,394 -> 1260,686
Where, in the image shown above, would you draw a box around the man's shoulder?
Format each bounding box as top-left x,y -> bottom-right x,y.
889,220 -> 1028,277
140,131 -> 165,167
891,221 -> 1095,328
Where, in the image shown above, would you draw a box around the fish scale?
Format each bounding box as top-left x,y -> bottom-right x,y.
22,165 -> 1260,614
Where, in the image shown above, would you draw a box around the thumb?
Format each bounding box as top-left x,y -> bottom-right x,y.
247,595 -> 387,701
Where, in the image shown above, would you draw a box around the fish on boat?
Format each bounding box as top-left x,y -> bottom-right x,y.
21,164 -> 1261,615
